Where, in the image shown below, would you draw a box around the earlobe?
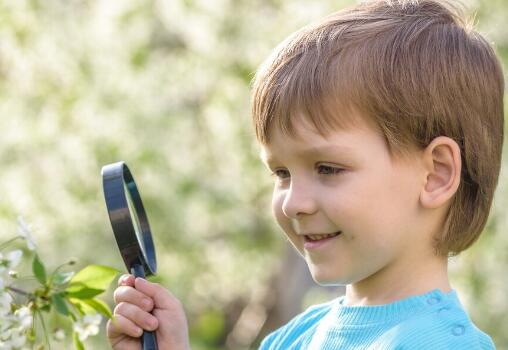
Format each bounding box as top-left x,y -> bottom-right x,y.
419,136 -> 461,209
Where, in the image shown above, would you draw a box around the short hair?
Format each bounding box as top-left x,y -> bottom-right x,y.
251,0 -> 505,257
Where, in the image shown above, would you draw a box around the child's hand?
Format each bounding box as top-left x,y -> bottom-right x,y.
107,274 -> 191,350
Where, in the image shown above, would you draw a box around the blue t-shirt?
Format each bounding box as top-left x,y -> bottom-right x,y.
259,288 -> 495,349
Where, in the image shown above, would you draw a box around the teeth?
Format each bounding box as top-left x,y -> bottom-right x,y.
306,232 -> 340,241
309,235 -> 323,241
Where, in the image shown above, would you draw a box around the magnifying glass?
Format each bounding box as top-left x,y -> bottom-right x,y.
101,161 -> 158,350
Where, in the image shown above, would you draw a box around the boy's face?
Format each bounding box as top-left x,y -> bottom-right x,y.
260,115 -> 433,286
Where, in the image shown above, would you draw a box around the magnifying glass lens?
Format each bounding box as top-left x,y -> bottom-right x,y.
123,181 -> 147,257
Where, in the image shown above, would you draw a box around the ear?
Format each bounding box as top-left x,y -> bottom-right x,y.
419,136 -> 461,209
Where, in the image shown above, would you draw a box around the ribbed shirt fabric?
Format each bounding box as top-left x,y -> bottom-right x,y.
259,289 -> 495,349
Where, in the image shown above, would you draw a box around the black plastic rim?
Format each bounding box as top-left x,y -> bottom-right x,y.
101,161 -> 157,276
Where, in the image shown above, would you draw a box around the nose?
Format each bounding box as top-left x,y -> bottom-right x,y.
281,180 -> 318,219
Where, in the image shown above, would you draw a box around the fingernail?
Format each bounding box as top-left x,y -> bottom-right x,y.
136,277 -> 148,286
142,298 -> 151,308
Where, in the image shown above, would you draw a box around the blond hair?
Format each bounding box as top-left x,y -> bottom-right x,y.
251,0 -> 505,256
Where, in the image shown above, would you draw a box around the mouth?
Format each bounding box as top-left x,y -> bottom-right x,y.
304,231 -> 342,242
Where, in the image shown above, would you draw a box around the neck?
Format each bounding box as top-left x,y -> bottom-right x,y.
344,253 -> 451,306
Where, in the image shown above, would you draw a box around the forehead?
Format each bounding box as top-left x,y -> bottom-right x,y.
260,143 -> 355,163
259,117 -> 379,165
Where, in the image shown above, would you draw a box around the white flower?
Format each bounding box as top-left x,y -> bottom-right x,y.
14,307 -> 32,330
73,314 -> 102,341
0,306 -> 33,350
0,250 -> 23,274
0,327 -> 27,349
0,307 -> 32,349
53,328 -> 65,341
0,315 -> 14,335
17,216 -> 36,251
0,277 -> 4,290
0,310 -> 14,334
0,292 -> 13,317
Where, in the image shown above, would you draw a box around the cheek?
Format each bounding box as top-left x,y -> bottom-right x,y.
272,189 -> 287,227
324,175 -> 394,230
333,170 -> 418,243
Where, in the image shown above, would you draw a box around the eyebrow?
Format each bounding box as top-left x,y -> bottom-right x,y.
260,145 -> 353,166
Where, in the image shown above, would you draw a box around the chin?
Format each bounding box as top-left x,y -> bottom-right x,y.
309,267 -> 349,287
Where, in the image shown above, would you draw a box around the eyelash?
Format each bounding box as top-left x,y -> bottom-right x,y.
270,165 -> 344,179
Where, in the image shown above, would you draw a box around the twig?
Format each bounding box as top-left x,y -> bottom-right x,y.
6,285 -> 31,297
0,236 -> 22,250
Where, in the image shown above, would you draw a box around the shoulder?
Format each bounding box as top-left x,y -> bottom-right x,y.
259,299 -> 336,350
373,295 -> 495,350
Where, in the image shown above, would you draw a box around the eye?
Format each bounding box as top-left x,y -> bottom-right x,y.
317,164 -> 344,175
270,165 -> 344,180
270,169 -> 290,179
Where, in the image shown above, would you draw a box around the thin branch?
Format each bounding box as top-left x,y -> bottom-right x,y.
6,285 -> 31,297
37,309 -> 52,350
0,236 -> 22,250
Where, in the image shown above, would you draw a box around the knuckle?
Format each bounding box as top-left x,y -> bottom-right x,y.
117,275 -> 125,286
113,286 -> 127,302
114,286 -> 135,304
106,319 -> 113,332
115,301 -> 146,323
141,298 -> 154,312
111,312 -> 138,336
107,317 -> 121,336
118,274 -> 134,287
113,289 -> 121,303
114,302 -> 129,315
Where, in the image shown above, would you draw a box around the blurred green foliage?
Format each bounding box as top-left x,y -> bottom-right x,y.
0,0 -> 506,349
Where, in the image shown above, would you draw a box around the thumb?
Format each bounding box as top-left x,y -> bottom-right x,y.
134,277 -> 178,310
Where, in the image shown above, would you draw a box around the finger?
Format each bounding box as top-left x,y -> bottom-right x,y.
114,302 -> 159,331
117,274 -> 135,287
134,278 -> 179,310
114,286 -> 154,312
107,314 -> 144,339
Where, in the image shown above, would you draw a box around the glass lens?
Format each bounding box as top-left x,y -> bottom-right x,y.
123,181 -> 146,255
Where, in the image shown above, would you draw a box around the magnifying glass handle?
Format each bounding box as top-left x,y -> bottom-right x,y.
131,264 -> 159,350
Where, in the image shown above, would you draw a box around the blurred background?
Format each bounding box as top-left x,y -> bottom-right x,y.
0,0 -> 506,349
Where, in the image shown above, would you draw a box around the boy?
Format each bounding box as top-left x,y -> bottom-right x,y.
107,0 -> 504,348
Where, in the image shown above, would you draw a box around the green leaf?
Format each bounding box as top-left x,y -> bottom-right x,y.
69,297 -> 112,318
52,271 -> 75,286
32,254 -> 47,284
52,293 -> 69,316
73,332 -> 85,350
66,286 -> 104,299
67,265 -> 119,292
83,298 -> 112,319
69,298 -> 89,316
